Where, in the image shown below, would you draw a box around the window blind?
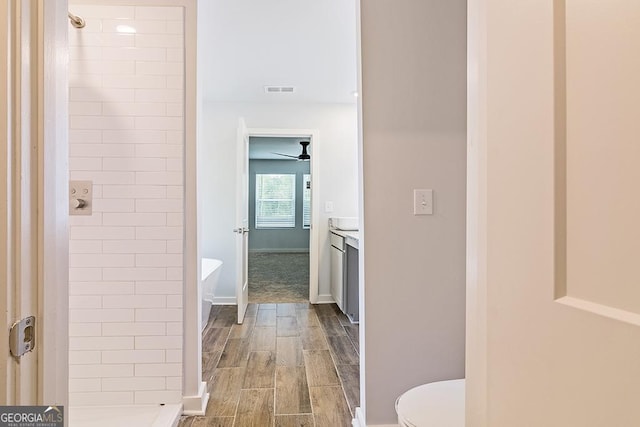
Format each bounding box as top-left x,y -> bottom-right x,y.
255,174 -> 296,228
303,174 -> 311,229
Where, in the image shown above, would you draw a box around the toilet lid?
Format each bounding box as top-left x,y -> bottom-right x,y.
396,379 -> 465,427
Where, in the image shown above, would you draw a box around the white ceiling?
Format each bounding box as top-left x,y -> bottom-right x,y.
249,136 -> 311,160
201,0 -> 358,104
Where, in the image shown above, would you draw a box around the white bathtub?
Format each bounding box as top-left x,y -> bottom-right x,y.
201,258 -> 223,330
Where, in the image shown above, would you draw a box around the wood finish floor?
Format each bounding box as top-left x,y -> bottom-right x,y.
179,303 -> 360,427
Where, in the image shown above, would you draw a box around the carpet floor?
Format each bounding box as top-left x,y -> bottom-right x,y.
248,252 -> 309,303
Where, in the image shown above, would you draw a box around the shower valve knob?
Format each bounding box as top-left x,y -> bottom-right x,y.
74,198 -> 87,209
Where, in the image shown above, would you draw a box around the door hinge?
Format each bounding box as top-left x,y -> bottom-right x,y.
9,316 -> 35,358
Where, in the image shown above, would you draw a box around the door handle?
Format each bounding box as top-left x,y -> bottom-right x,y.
233,228 -> 249,234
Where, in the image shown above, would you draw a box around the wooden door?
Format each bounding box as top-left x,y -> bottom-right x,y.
235,118 -> 249,323
467,0 -> 640,425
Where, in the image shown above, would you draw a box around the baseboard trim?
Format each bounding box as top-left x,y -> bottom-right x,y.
182,381 -> 209,416
211,296 -> 237,305
353,407 -> 365,427
315,294 -> 335,304
352,408 -> 400,427
249,249 -> 310,253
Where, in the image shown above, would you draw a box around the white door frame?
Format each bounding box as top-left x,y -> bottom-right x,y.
244,128 -> 321,304
0,0 -> 69,407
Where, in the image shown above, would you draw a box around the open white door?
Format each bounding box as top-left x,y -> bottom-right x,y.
468,0 -> 640,425
235,118 -> 250,324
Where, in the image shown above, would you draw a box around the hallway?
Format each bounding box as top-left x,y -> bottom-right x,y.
179,303 -> 359,426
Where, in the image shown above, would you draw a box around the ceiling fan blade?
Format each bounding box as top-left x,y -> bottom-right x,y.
271,152 -> 299,159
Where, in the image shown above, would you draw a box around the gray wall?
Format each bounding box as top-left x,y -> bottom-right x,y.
360,0 -> 467,424
249,159 -> 310,252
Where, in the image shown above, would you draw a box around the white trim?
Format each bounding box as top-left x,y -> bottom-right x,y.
466,0 -> 488,425
315,294 -> 335,304
39,0 -> 70,407
353,406 -> 399,427
211,296 -> 237,305
181,381 -> 209,416
246,128 -> 321,304
353,407 -> 366,427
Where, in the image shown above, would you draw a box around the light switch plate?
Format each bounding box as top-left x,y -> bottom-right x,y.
69,180 -> 93,216
325,201 -> 334,213
414,189 -> 433,215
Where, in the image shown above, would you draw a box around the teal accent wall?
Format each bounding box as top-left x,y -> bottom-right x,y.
249,159 -> 310,252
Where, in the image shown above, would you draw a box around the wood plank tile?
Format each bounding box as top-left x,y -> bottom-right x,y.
277,316 -> 299,337
242,351 -> 275,389
205,367 -> 245,417
276,303 -> 297,317
256,309 -> 277,327
203,327 -> 230,352
208,305 -> 222,320
294,302 -> 313,310
274,414 -> 314,427
275,366 -> 312,415
187,417 -> 235,427
326,336 -> 359,365
178,416 -> 200,427
299,327 -> 328,350
234,389 -> 274,427
310,386 -> 352,427
229,316 -> 256,339
250,327 -> 276,351
318,314 -> 347,336
202,350 -> 221,381
276,337 -> 304,367
344,325 -> 359,355
303,350 -> 340,386
313,304 -> 338,317
211,306 -> 237,327
336,364 -> 360,415
295,309 -> 320,328
217,338 -> 250,368
246,303 -> 258,317
336,311 -> 352,326
258,303 -> 277,310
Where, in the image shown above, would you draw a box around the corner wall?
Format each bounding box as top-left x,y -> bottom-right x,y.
359,0 -> 467,423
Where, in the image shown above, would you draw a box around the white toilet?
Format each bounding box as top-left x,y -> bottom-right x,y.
395,379 -> 465,427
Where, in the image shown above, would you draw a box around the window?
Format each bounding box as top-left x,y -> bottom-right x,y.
255,174 -> 296,228
303,174 -> 311,229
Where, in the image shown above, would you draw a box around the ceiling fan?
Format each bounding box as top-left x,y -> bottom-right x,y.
272,140 -> 311,161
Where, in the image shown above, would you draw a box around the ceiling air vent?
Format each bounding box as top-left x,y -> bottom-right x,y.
264,86 -> 296,94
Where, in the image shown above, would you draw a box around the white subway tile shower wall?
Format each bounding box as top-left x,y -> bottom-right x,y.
68,5 -> 184,407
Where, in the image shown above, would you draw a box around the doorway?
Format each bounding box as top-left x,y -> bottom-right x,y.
247,136 -> 312,303
239,129 -> 322,306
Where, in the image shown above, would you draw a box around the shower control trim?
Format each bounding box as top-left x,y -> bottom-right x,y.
69,180 -> 93,216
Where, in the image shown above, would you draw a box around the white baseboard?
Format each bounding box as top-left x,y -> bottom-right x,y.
211,296 -> 236,305
352,407 -> 400,427
315,294 -> 335,304
353,407 -> 365,427
182,381 -> 209,416
249,249 -> 310,253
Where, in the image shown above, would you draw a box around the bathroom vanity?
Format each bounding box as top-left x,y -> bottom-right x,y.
330,229 -> 359,323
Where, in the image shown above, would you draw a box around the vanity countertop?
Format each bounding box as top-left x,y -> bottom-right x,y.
330,229 -> 359,249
